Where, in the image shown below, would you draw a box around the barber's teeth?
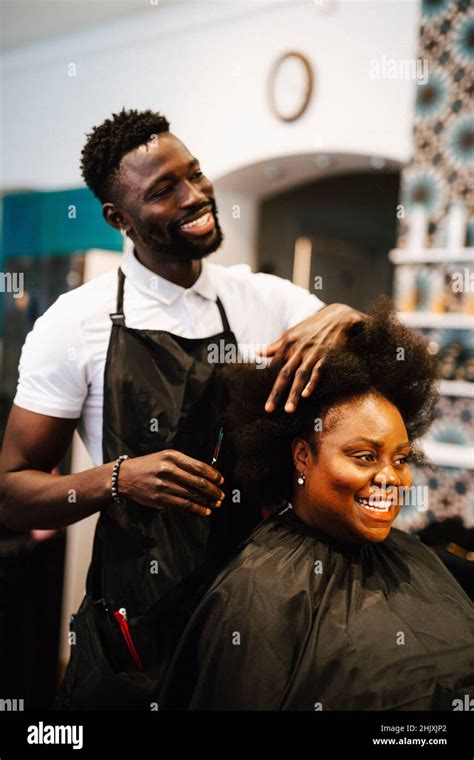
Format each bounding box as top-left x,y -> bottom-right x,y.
180,212 -> 211,230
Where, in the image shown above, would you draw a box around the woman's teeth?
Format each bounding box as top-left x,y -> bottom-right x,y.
355,496 -> 393,512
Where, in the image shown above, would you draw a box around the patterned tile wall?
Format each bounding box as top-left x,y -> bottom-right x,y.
395,0 -> 473,532
398,0 -> 473,247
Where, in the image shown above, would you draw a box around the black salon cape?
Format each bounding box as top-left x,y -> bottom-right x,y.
160,506 -> 474,711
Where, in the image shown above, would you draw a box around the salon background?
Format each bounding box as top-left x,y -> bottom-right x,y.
0,0 -> 473,708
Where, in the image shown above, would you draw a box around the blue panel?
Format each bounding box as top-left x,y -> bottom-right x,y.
0,188 -> 122,260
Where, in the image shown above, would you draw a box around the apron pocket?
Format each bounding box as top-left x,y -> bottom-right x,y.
58,596 -> 159,711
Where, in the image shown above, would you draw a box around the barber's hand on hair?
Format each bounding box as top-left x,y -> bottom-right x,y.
258,303 -> 367,414
117,450 -> 225,518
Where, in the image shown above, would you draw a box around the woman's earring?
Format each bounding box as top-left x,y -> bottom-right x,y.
297,472 -> 306,486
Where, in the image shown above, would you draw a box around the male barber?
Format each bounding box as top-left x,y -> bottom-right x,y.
0,109 -> 364,709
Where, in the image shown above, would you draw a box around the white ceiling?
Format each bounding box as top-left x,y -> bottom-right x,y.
0,0 -> 156,52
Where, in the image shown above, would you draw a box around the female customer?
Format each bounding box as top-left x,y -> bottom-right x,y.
160,298 -> 474,711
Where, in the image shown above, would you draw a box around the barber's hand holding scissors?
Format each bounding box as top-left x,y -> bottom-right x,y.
119,449 -> 225,518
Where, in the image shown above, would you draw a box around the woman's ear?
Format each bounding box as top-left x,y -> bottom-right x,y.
292,437 -> 312,472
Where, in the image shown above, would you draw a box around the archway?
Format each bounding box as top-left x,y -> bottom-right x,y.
213,151 -> 402,310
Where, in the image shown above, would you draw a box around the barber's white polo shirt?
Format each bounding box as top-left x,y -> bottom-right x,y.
14,252 -> 325,465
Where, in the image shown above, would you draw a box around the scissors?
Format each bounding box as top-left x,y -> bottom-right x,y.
211,426 -> 224,467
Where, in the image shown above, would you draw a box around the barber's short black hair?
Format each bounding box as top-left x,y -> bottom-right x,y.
220,296 -> 439,510
80,108 -> 170,203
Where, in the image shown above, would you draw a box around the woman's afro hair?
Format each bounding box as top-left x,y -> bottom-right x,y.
80,108 -> 170,203
219,296 -> 439,510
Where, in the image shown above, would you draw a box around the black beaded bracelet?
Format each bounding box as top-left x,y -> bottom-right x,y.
111,454 -> 129,504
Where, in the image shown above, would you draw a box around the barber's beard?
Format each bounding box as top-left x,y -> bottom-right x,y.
136,200 -> 224,261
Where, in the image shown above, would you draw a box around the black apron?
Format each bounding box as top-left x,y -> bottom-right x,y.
55,266 -> 259,710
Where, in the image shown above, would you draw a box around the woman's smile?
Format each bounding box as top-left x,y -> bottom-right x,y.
354,494 -> 400,522
354,487 -> 401,522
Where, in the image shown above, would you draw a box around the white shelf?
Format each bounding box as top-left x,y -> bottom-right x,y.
398,311 -> 474,329
390,247 -> 474,265
438,380 -> 474,398
422,440 -> 474,470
